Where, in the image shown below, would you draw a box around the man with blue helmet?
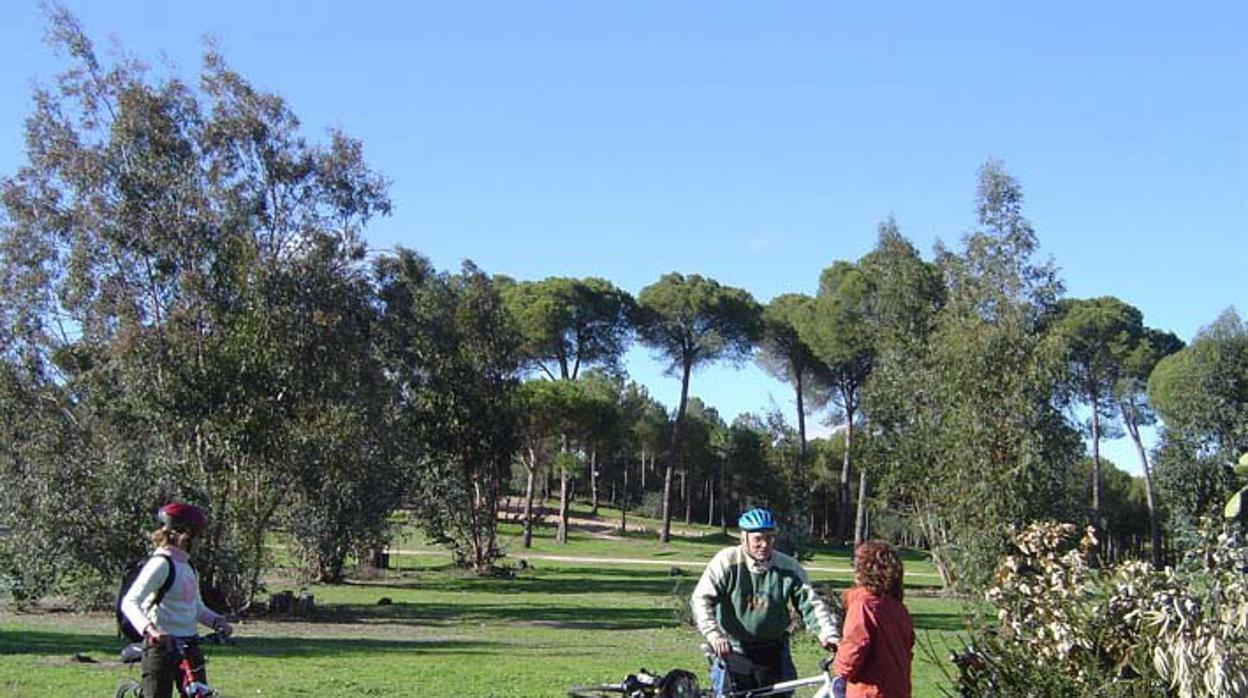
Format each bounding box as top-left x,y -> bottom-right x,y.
691,508 -> 841,695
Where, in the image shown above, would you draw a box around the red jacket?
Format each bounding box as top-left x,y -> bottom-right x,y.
832,586 -> 914,698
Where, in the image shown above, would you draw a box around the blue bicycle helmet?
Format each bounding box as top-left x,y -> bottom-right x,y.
738,508 -> 777,532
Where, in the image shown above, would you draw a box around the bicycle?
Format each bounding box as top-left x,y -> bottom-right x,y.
566,655 -> 837,698
114,631 -> 233,698
566,668 -> 691,697
706,653 -> 838,698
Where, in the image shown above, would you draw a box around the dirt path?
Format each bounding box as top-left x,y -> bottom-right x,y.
498,498 -> 711,539
387,546 -> 942,578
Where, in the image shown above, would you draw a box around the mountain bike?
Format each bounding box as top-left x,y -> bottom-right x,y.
114,631 -> 233,698
566,668 -> 700,697
566,655 -> 838,697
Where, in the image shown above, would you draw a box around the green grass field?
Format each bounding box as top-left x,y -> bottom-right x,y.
0,505 -> 970,696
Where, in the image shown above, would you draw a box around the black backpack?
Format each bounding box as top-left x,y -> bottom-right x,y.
115,553 -> 176,642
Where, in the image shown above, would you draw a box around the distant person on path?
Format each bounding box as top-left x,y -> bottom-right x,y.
831,539 -> 914,698
691,507 -> 841,695
120,502 -> 233,698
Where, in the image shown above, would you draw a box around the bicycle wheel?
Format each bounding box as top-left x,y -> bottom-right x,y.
566,683 -> 629,697
114,678 -> 142,698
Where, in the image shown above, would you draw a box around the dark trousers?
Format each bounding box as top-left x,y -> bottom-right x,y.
723,636 -> 797,696
141,637 -> 205,698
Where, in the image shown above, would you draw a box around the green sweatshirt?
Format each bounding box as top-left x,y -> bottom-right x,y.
691,545 -> 841,649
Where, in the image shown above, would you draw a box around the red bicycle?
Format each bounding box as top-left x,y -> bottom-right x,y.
114,631 -> 232,698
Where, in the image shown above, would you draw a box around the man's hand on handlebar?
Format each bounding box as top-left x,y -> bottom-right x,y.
710,636 -> 732,658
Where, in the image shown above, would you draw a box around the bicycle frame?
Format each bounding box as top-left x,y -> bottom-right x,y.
116,632 -> 228,698
720,672 -> 834,698
171,637 -> 212,697
706,651 -> 837,698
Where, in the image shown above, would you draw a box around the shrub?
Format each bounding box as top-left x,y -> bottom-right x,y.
955,519 -> 1248,697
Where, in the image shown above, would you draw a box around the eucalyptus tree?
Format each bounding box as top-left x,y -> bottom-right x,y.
797,261 -> 875,544
923,160 -> 1075,588
277,238 -> 407,583
635,273 -> 762,543
375,251 -> 521,571
0,7 -> 390,607
1149,308 -> 1248,529
757,293 -> 825,526
856,221 -> 946,569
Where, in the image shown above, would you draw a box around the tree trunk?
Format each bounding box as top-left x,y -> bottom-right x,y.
1090,399 -> 1103,540
706,478 -> 714,526
838,400 -> 855,541
469,474 -> 485,570
590,449 -> 599,515
660,360 -> 692,543
683,469 -> 692,524
1123,407 -> 1164,569
640,447 -> 647,490
557,434 -> 571,544
620,460 -> 629,533
918,506 -> 955,589
522,447 -> 537,548
557,470 -> 570,543
793,370 -> 809,533
854,463 -> 869,547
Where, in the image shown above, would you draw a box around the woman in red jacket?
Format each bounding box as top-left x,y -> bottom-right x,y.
831,540 -> 914,698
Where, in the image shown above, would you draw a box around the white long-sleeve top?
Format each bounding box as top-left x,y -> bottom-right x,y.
120,546 -> 223,638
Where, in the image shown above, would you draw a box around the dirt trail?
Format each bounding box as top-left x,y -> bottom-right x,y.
386,546 -> 941,578
498,498 -> 711,539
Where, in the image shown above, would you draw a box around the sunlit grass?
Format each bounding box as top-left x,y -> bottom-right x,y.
0,502 -> 968,696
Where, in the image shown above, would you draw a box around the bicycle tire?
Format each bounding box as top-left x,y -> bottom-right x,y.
566,683 -> 630,697
114,678 -> 142,698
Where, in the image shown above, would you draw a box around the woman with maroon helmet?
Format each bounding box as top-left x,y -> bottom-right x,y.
119,502 -> 233,698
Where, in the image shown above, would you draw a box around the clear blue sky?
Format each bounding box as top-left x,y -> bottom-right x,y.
3,2 -> 1245,474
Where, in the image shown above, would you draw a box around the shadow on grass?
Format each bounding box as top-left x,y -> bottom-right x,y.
910,610 -> 967,633
375,563 -> 694,598
316,600 -> 675,630
263,566 -> 689,629
0,628 -> 122,657
0,628 -> 502,660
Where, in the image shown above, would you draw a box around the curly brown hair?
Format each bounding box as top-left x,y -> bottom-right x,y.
854,539 -> 904,601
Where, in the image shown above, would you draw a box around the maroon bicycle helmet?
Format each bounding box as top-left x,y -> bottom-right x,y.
157,502 -> 207,532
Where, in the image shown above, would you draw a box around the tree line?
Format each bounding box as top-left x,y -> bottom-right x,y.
1,9 -> 1244,610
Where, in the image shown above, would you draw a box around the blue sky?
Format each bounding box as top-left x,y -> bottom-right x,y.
2,2 -> 1245,474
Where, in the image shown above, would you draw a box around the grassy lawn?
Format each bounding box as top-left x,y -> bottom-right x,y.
1,506 -> 969,696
